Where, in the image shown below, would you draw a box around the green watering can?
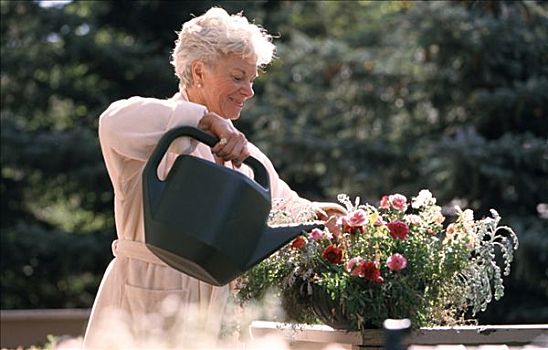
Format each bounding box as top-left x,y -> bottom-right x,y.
143,126 -> 322,286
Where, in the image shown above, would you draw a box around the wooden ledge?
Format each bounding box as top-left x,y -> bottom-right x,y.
1,308 -> 90,320
407,325 -> 548,346
250,321 -> 548,348
0,309 -> 90,348
251,320 -> 366,344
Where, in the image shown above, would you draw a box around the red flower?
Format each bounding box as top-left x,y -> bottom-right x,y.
386,221 -> 409,240
291,236 -> 307,249
322,245 -> 343,264
361,261 -> 383,283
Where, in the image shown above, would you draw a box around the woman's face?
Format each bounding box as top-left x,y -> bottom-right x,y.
197,54 -> 257,120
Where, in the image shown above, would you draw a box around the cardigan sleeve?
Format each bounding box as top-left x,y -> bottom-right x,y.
98,96 -> 207,162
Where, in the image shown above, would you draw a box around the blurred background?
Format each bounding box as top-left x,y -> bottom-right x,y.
1,0 -> 547,326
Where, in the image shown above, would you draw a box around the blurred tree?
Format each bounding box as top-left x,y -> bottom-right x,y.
1,0 -> 115,308
245,0 -> 548,323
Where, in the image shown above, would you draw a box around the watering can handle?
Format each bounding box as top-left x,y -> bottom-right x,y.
146,126 -> 270,191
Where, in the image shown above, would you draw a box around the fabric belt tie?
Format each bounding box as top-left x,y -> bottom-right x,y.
112,239 -> 168,267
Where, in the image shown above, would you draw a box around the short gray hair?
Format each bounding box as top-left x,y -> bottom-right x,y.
171,7 -> 276,89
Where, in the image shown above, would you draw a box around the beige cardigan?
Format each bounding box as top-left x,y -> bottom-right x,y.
83,92 -> 312,348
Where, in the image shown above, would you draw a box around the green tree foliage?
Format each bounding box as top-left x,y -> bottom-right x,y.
0,0 -> 271,309
1,0 -> 115,308
245,0 -> 548,323
1,0 -> 546,323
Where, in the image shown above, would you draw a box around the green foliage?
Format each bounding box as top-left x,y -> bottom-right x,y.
1,0 -> 546,325
1,223 -> 113,308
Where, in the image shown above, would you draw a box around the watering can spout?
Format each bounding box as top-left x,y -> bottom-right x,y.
245,222 -> 324,270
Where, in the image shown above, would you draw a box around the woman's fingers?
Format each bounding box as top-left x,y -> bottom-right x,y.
315,202 -> 348,218
231,140 -> 251,168
213,134 -> 248,166
199,112 -> 250,165
325,216 -> 342,236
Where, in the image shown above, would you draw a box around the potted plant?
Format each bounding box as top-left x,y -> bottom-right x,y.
236,190 -> 518,332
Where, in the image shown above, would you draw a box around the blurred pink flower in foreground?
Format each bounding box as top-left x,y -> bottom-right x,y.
309,228 -> 324,240
345,209 -> 367,227
389,194 -> 408,212
387,253 -> 408,271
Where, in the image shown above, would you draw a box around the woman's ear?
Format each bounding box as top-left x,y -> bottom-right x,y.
191,60 -> 205,85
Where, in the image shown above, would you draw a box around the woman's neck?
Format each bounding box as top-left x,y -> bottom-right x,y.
185,86 -> 203,106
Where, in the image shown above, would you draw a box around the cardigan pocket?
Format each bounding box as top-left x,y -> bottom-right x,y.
122,283 -> 190,340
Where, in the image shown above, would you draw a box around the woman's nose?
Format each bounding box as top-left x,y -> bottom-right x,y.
241,83 -> 254,98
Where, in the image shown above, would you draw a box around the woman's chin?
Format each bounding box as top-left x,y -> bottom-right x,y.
226,111 -> 242,120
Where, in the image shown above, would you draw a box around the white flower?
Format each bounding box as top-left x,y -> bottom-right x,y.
412,189 -> 434,209
405,214 -> 422,225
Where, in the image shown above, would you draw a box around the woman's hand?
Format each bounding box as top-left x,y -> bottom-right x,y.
314,202 -> 348,221
198,112 -> 250,167
314,202 -> 347,237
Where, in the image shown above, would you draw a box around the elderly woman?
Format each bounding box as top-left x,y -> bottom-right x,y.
83,7 -> 344,348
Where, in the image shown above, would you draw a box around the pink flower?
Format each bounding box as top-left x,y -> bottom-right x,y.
386,221 -> 409,240
389,194 -> 408,212
380,195 -> 390,209
346,257 -> 365,276
341,216 -> 364,235
345,209 -> 368,227
446,223 -> 457,236
434,212 -> 446,224
386,253 -> 407,271
309,228 -> 324,241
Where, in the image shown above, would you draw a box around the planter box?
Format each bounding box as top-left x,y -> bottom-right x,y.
0,309 -> 90,349
250,321 -> 548,349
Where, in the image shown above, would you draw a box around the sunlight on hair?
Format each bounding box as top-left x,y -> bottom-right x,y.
171,7 -> 276,90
